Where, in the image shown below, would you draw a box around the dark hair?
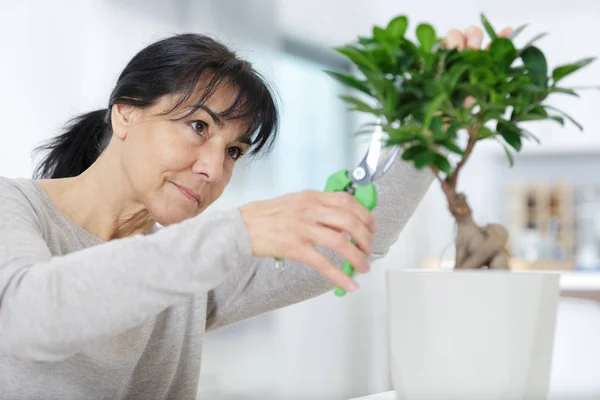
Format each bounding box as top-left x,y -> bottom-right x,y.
33,33 -> 279,179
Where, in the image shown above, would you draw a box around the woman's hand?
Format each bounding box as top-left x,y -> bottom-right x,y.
443,24 -> 514,108
444,25 -> 514,51
238,190 -> 377,292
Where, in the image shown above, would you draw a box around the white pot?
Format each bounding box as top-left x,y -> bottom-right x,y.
386,269 -> 560,400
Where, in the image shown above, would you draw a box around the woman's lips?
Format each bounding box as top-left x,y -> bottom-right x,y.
173,183 -> 200,204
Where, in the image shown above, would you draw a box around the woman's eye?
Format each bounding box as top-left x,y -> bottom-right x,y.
228,147 -> 244,160
191,121 -> 207,135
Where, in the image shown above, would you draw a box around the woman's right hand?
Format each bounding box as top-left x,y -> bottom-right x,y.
238,190 -> 377,292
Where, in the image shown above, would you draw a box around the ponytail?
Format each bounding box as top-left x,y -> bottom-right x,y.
33,109 -> 110,179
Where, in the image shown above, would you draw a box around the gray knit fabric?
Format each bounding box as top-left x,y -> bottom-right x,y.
0,156 -> 432,399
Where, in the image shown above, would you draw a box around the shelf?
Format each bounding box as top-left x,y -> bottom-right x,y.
560,271 -> 600,292
420,258 -> 600,300
477,137 -> 600,158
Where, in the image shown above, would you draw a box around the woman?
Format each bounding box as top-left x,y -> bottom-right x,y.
0,26 -> 509,399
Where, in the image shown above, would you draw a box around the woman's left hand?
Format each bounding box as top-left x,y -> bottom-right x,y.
444,24 -> 514,51
442,24 -> 514,108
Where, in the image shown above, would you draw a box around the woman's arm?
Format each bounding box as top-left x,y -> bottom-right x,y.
206,155 -> 434,331
0,179 -> 252,361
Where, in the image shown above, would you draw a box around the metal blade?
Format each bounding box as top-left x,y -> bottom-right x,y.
372,145 -> 401,181
364,121 -> 383,177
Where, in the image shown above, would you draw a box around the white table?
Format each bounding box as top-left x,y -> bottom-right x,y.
349,391 -> 396,399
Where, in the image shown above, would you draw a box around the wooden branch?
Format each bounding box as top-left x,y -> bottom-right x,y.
447,126 -> 478,190
429,166 -> 444,185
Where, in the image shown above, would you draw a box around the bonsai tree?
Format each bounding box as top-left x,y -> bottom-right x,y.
326,14 -> 597,270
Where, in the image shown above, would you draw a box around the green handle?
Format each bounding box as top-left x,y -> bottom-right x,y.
325,169 -> 378,297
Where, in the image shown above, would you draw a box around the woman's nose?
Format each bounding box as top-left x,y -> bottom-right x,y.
191,141 -> 225,183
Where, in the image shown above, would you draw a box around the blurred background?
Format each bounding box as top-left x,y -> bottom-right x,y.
1,0 -> 600,399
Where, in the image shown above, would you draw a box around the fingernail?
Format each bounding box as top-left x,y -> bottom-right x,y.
347,281 -> 359,292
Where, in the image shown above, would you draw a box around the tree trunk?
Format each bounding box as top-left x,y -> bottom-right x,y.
442,182 -> 510,270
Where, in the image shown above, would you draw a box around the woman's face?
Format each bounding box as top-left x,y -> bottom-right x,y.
113,83 -> 251,226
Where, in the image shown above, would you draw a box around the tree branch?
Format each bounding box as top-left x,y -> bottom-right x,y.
429,166 -> 444,185
447,126 -> 478,190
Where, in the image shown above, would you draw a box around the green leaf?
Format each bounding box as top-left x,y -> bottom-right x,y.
401,144 -> 429,161
386,15 -> 408,39
335,45 -> 378,71
520,129 -> 541,144
358,36 -> 377,46
544,105 -> 584,131
521,46 -> 548,87
395,53 -> 415,73
325,70 -> 372,96
480,13 -> 498,40
443,141 -> 464,155
516,105 -> 548,122
430,116 -> 445,139
414,150 -> 437,168
416,24 -> 436,53
549,115 -> 565,126
522,83 -> 548,92
384,88 -> 400,116
387,136 -> 424,146
477,126 -> 495,139
496,138 -> 515,167
446,64 -> 470,89
497,120 -> 523,151
422,93 -> 447,134
552,57 -> 596,83
445,122 -> 461,139
373,26 -> 390,46
549,86 -> 579,96
490,38 -> 517,70
433,154 -> 452,174
339,95 -> 381,115
387,125 -> 423,139
509,24 -> 529,40
523,32 -> 548,48
399,38 -> 420,58
424,80 -> 444,98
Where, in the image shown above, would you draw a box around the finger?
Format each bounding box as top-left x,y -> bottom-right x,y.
308,205 -> 374,255
444,28 -> 466,51
307,225 -> 370,273
464,95 -> 477,109
320,192 -> 377,234
299,247 -> 359,292
464,25 -> 483,49
486,26 -> 515,49
497,26 -> 514,38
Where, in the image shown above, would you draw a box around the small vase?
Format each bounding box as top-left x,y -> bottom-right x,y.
386,269 -> 560,400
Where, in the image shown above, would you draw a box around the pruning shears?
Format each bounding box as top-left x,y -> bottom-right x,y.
274,121 -> 400,297
324,120 -> 400,297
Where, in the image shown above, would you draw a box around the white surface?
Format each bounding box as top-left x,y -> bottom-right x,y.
350,390 -> 396,399
560,272 -> 600,292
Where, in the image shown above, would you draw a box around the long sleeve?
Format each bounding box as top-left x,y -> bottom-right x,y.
0,180 -> 253,361
206,155 -> 434,331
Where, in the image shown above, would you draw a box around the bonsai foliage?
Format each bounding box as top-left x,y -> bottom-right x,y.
327,14 -> 596,269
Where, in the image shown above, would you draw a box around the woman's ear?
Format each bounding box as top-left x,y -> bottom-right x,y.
111,103 -> 139,140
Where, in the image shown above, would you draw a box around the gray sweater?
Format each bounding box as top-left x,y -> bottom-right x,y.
0,157 -> 432,400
